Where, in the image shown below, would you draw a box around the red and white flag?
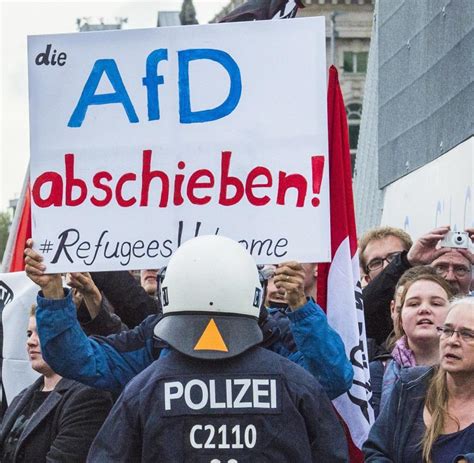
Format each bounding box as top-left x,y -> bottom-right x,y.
317,66 -> 374,462
2,166 -> 31,273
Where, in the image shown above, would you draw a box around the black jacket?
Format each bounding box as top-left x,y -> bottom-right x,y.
88,347 -> 349,463
363,251 -> 411,346
0,377 -> 113,462
77,293 -> 128,336
91,271 -> 158,329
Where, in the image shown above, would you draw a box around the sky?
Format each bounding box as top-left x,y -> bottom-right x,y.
0,0 -> 229,211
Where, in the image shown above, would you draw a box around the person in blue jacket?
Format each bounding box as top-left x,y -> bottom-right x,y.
24,240 -> 352,399
87,235 -> 349,462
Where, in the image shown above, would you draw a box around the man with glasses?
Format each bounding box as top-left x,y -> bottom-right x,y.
359,227 -> 413,286
431,252 -> 472,295
358,227 -> 413,348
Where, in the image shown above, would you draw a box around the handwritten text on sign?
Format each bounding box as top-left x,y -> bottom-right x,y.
28,18 -> 329,271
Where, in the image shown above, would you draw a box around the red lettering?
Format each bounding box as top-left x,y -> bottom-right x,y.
32,172 -> 63,207
31,149 -> 320,210
245,166 -> 272,206
218,151 -> 244,206
116,173 -> 137,207
276,171 -> 307,207
187,169 -> 214,205
65,153 -> 87,206
173,161 -> 186,206
91,172 -> 113,206
311,155 -> 325,207
140,149 -> 169,207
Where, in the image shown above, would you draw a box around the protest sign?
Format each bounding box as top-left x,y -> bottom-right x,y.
1,272 -> 41,404
28,18 -> 329,271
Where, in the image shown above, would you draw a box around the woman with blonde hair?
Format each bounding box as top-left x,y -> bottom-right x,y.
369,266 -> 453,416
364,296 -> 474,462
0,305 -> 113,462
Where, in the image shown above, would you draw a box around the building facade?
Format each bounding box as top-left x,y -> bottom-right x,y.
354,0 -> 473,238
298,0 -> 374,171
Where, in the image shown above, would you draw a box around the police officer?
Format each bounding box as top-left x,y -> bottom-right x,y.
87,235 -> 348,462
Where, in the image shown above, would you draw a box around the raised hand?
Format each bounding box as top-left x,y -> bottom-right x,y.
273,261 -> 307,311
67,272 -> 102,318
407,226 -> 452,266
24,239 -> 64,299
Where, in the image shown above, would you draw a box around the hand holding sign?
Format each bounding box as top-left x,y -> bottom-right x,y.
24,239 -> 63,299
67,271 -> 103,319
273,261 -> 307,310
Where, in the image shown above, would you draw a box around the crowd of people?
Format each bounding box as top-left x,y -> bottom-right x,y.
0,224 -> 472,462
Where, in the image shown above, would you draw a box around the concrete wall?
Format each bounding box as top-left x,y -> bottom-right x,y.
378,0 -> 473,188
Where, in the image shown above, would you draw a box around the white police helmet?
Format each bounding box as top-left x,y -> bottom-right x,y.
153,235 -> 263,359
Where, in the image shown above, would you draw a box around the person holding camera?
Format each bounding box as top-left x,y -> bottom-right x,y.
361,225 -> 473,358
430,243 -> 472,298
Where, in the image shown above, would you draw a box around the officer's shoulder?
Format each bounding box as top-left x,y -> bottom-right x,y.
254,347 -> 324,392
118,349 -> 193,399
119,356 -> 164,401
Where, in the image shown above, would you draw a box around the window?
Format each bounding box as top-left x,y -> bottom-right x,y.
343,52 -> 368,74
346,103 -> 362,174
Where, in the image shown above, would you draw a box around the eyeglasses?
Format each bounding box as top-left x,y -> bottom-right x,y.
366,252 -> 401,273
436,326 -> 474,343
433,264 -> 471,278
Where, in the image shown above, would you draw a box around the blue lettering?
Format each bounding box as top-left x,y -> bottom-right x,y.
68,59 -> 138,128
178,49 -> 242,124
142,49 -> 168,121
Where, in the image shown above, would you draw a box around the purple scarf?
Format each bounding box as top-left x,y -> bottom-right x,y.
391,335 -> 417,367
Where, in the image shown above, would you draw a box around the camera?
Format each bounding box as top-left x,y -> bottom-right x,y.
440,231 -> 469,249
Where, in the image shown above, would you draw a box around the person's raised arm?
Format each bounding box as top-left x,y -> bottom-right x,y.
406,226 -> 451,266
67,272 -> 102,320
24,239 -> 63,299
68,272 -> 127,336
24,240 -> 159,394
271,261 -> 353,399
90,270 -> 159,328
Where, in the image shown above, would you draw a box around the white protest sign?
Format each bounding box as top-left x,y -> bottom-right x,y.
28,18 -> 330,272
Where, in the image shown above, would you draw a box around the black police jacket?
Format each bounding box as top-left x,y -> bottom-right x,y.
88,347 -> 349,462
